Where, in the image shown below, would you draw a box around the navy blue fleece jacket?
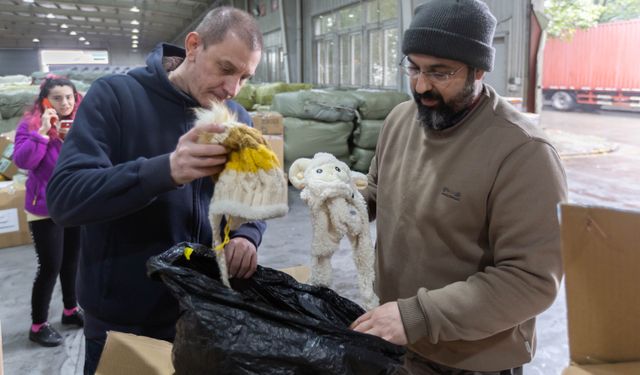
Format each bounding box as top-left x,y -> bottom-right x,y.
46,43 -> 266,327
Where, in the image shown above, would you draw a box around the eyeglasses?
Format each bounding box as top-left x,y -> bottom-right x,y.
398,56 -> 465,86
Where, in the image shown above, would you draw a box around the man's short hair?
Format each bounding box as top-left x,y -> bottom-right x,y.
195,6 -> 263,51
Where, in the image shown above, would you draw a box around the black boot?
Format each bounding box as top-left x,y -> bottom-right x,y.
61,308 -> 84,327
29,324 -> 63,347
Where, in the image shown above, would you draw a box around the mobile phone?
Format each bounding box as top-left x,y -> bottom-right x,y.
58,119 -> 73,140
42,98 -> 53,109
42,98 -> 58,127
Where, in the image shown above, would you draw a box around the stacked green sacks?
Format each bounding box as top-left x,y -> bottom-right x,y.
68,70 -> 106,83
234,82 -> 313,111
234,84 -> 256,111
0,75 -> 40,133
348,90 -> 411,173
254,82 -> 313,107
271,90 -> 361,172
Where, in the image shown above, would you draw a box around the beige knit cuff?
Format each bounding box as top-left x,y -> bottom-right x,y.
398,295 -> 429,344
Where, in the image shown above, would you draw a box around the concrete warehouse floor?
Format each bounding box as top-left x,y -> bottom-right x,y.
1,109 -> 639,374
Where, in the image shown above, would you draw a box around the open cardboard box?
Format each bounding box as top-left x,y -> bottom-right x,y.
0,182 -> 32,249
561,204 -> 640,374
96,265 -> 310,375
95,332 -> 173,375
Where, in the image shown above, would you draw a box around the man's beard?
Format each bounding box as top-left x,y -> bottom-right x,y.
413,73 -> 477,131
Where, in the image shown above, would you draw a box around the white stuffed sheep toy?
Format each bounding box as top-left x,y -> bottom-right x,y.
289,152 -> 379,310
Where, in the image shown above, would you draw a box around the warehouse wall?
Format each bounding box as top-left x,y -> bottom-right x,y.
109,46 -> 146,67
179,0 -> 532,100
0,49 -> 41,76
301,0 -> 369,86
484,0 -> 530,97
302,0 -> 404,89
283,0 -> 302,82
0,47 -> 145,77
249,0 -> 302,83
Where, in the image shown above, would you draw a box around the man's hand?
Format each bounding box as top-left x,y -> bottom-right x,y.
350,302 -> 408,345
169,123 -> 228,185
225,237 -> 258,279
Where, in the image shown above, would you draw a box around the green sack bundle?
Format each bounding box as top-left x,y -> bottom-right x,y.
350,147 -> 376,173
349,90 -> 410,120
0,117 -> 22,133
353,120 -> 385,149
234,84 -> 256,110
0,86 -> 39,119
255,82 -> 313,106
283,117 -> 353,170
272,90 -> 361,123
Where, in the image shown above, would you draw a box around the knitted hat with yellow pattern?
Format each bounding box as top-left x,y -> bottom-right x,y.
195,102 -> 288,255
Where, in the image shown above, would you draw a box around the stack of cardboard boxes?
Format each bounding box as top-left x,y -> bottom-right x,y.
0,132 -> 31,249
0,136 -> 19,180
251,111 -> 284,170
251,111 -> 286,200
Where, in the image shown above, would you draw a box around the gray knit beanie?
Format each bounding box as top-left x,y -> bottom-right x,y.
402,0 -> 497,72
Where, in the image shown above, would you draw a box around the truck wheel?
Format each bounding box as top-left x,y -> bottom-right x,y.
551,91 -> 575,111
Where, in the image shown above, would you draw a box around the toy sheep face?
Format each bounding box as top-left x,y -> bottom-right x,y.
311,162 -> 350,183
289,152 -> 368,191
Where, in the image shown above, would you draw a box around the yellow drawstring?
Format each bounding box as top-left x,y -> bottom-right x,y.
214,216 -> 232,253
184,246 -> 193,260
184,217 -> 231,261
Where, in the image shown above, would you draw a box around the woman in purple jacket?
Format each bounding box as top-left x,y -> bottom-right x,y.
14,76 -> 85,347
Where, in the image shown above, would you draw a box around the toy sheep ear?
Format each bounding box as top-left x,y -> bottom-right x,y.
288,158 -> 311,189
351,171 -> 368,190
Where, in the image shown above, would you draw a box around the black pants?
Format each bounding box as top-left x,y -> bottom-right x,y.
30,218 -> 81,324
84,337 -> 106,375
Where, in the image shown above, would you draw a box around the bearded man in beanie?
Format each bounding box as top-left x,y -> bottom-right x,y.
351,1 -> 567,374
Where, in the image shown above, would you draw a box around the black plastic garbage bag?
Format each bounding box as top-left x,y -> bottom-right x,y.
147,242 -> 405,375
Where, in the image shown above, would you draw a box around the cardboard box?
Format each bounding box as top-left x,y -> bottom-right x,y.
251,112 -> 284,135
0,158 -> 19,180
95,265 -> 311,374
265,134 -> 284,170
280,265 -> 310,283
0,135 -> 20,180
96,332 -> 174,375
0,137 -> 13,160
0,182 -> 31,249
561,204 -> 640,374
0,131 -> 16,142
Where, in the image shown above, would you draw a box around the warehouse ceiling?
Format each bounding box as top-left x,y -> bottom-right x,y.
0,0 -> 225,50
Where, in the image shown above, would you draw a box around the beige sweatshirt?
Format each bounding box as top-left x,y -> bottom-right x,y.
365,86 -> 567,372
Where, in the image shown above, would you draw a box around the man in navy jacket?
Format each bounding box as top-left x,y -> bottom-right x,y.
47,7 -> 265,374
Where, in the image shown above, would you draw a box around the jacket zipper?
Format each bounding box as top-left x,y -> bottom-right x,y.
185,106 -> 201,243
193,178 -> 201,242
32,182 -> 39,206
